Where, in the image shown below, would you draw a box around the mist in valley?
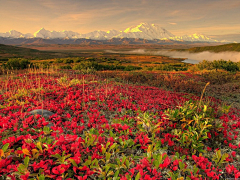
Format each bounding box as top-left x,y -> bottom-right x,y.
106,49 -> 240,62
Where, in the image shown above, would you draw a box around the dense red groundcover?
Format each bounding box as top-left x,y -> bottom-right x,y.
0,72 -> 240,179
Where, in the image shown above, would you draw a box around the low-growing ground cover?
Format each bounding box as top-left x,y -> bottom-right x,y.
0,70 -> 240,179
97,70 -> 240,108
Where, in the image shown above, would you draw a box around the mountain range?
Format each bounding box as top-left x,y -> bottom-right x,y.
0,23 -> 227,43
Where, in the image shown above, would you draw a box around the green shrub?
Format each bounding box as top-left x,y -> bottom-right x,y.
197,60 -> 239,72
55,58 -> 64,63
188,65 -> 200,72
73,61 -> 94,70
34,61 -> 51,69
0,58 -> 8,62
2,58 -> 31,70
63,59 -> 74,64
72,62 -> 134,71
165,99 -> 223,154
74,58 -> 84,63
59,65 -> 72,69
201,70 -> 236,84
94,64 -> 125,71
154,63 -> 189,71
124,65 -> 142,71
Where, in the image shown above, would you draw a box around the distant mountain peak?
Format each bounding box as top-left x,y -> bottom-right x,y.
169,33 -> 217,42
124,22 -> 156,33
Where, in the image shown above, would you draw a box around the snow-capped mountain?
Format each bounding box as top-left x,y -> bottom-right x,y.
120,23 -> 175,40
34,28 -> 81,39
0,30 -> 26,38
80,30 -> 108,40
169,33 -> 217,42
0,23 -> 225,42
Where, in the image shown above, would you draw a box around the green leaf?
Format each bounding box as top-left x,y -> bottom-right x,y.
183,168 -> 191,173
134,156 -> 141,160
2,143 -> 9,152
107,170 -> 114,177
51,153 -> 61,159
17,164 -> 26,173
102,146 -> 106,154
121,164 -> 127,169
122,156 -> 127,164
24,156 -> 29,167
119,138 -> 123,146
109,143 -> 117,152
196,147 -> 204,153
46,138 -> 53,144
156,140 -> 162,149
39,174 -> 45,180
36,142 -> 43,151
217,150 -> 221,159
84,160 -> 92,166
181,155 -> 186,160
125,159 -> 130,168
116,158 -> 121,166
106,141 -> 111,150
182,133 -> 186,143
153,160 -> 158,169
114,170 -> 120,177
135,172 -> 141,180
162,154 -> 167,160
43,126 -> 50,132
129,139 -> 134,146
126,174 -> 131,180
52,140 -> 58,146
105,164 -> 111,173
110,131 -> 114,137
193,165 -> 199,174
39,168 -> 44,174
179,161 -> 184,170
106,152 -> 111,162
64,154 -> 72,160
68,159 -> 78,167
91,158 -> 98,167
219,153 -> 229,165
158,154 -> 163,164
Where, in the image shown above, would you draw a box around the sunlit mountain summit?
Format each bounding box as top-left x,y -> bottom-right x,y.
122,22 -> 175,40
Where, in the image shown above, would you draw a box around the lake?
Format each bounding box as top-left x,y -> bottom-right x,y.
182,59 -> 200,64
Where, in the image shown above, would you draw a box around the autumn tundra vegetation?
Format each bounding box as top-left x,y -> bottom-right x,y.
0,52 -> 240,179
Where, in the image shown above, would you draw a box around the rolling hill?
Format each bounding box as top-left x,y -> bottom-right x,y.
0,44 -> 58,60
177,43 -> 240,52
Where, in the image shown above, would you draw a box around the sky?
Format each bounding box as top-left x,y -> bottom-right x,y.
1,0 -> 240,36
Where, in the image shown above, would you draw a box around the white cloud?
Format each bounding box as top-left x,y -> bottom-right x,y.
1,0 -> 240,35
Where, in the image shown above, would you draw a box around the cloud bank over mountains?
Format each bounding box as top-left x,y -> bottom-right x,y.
0,23 -> 231,43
